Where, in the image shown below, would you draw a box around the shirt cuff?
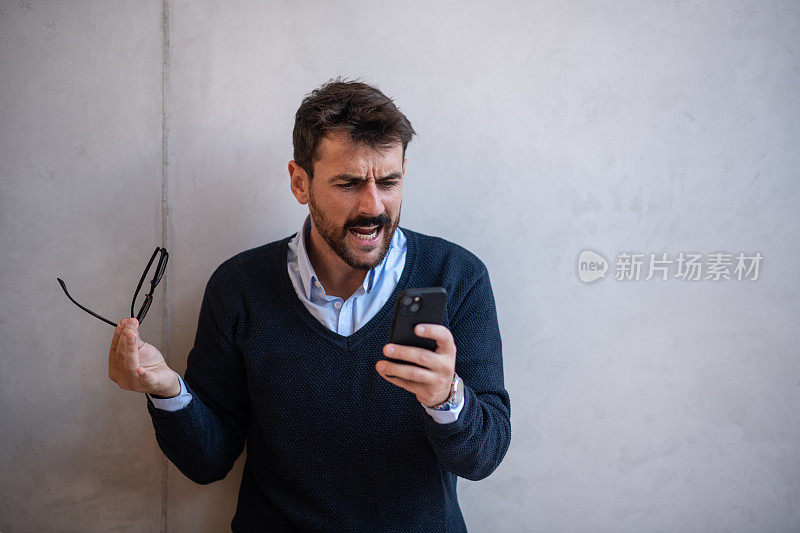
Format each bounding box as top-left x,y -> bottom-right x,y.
422,390 -> 466,424
147,373 -> 192,412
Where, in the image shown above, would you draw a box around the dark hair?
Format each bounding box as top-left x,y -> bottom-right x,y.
292,77 -> 416,179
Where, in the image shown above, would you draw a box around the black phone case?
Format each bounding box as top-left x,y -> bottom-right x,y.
387,287 -> 448,366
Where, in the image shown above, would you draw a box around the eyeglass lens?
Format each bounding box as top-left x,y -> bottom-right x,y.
153,253 -> 167,285
132,250 -> 167,320
136,294 -> 152,322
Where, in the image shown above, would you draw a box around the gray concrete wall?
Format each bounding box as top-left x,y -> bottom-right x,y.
2,1 -> 799,532
1,1 -> 166,531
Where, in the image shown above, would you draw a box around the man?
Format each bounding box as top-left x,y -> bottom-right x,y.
109,79 -> 511,531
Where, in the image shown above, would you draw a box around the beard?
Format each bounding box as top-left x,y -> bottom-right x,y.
307,189 -> 400,271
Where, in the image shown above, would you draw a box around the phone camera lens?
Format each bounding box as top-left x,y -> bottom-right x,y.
402,296 -> 413,306
409,303 -> 420,312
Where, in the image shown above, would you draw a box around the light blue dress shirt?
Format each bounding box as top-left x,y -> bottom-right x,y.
150,215 -> 464,423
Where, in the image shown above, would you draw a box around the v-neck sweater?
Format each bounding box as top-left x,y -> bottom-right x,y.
145,227 -> 511,532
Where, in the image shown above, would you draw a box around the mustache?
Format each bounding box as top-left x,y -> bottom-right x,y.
345,214 -> 391,230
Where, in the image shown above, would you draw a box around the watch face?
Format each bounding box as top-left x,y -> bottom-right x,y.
451,375 -> 463,403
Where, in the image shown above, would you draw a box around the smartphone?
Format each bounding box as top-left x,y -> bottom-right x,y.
387,287 -> 448,366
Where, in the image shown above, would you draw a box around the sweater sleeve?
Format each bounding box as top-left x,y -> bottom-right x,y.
422,265 -> 511,481
145,266 -> 250,485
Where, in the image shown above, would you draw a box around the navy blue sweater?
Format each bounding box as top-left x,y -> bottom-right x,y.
146,227 -> 511,532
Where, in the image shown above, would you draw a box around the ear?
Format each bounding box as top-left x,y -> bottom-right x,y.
402,157 -> 407,176
289,161 -> 310,205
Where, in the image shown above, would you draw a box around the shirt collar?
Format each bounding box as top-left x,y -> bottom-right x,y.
289,214 -> 398,301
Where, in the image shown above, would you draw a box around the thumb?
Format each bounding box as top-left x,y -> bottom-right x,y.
136,366 -> 157,390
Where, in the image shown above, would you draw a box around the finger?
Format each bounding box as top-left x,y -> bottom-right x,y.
376,359 -> 435,385
109,319 -> 125,369
412,324 -> 456,355
118,319 -> 141,375
108,319 -> 125,381
127,317 -> 147,350
126,327 -> 141,375
383,343 -> 440,371
114,318 -> 134,364
378,372 -> 423,396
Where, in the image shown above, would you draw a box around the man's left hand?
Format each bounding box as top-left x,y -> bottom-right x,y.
376,324 -> 456,408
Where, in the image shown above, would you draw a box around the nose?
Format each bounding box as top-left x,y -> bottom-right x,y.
357,178 -> 383,216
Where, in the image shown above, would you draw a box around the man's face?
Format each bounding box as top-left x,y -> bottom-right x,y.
301,131 -> 406,271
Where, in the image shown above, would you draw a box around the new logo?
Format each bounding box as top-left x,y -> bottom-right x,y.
578,250 -> 608,283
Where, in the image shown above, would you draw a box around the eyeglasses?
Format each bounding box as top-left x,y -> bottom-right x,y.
57,246 -> 168,327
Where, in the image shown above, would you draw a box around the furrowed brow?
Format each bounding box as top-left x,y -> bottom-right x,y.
331,172 -> 403,183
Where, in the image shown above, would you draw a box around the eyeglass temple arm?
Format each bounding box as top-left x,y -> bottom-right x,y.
57,278 -> 117,327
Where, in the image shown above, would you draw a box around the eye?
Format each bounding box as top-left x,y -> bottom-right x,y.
337,182 -> 356,189
379,180 -> 399,188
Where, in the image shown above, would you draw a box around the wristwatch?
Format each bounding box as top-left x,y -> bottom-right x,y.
427,372 -> 463,411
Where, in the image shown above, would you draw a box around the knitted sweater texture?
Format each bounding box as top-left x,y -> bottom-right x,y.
145,227 -> 511,532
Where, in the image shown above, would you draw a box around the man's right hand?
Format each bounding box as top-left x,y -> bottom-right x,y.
109,318 -> 181,398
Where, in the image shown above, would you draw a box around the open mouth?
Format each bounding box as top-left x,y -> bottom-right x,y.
348,225 -> 382,243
